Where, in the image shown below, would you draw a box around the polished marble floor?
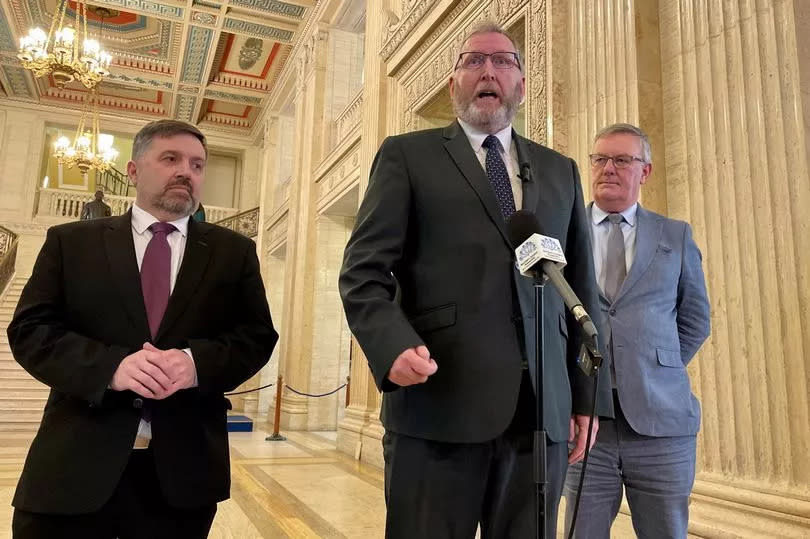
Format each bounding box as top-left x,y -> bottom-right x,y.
0,425 -> 654,538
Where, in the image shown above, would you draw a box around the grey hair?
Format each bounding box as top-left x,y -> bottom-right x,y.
594,123 -> 651,163
459,21 -> 524,73
132,119 -> 208,160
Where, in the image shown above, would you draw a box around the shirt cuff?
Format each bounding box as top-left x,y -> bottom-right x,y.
182,347 -> 198,388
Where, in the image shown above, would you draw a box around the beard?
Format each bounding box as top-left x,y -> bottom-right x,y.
153,179 -> 196,217
452,81 -> 523,133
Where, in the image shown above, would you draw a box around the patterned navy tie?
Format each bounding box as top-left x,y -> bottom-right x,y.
482,135 -> 516,219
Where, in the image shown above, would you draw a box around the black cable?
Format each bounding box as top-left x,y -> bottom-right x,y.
285,384 -> 347,398
566,365 -> 600,539
224,382 -> 274,396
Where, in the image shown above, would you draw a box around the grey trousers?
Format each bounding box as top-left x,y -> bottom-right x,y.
563,394 -> 696,539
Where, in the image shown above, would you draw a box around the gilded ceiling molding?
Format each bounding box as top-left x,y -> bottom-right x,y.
177,84 -> 199,94
106,73 -> 173,89
211,73 -> 271,91
175,94 -> 197,122
191,11 -> 217,26
180,25 -> 214,83
88,0 -> 184,20
203,113 -> 251,128
223,18 -> 294,42
203,89 -> 262,105
229,0 -> 305,19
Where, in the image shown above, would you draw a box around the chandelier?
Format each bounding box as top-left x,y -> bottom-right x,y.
17,0 -> 112,89
53,89 -> 119,173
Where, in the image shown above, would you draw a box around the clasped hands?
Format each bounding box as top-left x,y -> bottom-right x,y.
109,342 -> 196,399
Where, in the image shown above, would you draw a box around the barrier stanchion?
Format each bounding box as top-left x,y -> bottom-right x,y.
265,375 -> 286,441
345,375 -> 351,408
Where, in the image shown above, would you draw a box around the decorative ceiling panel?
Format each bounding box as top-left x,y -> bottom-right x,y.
0,0 -> 309,135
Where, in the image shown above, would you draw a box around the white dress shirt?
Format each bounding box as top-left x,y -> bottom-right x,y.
130,203 -> 193,440
591,202 -> 638,295
457,119 -> 523,210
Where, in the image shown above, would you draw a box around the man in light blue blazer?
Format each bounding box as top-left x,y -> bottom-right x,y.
564,123 -> 711,539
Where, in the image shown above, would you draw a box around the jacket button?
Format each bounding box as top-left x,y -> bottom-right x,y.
609,309 -> 617,316
133,398 -> 144,409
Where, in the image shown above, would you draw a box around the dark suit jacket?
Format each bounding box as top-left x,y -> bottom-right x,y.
588,203 -> 710,437
339,121 -> 612,444
7,212 -> 278,514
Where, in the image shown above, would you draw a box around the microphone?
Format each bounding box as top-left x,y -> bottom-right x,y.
507,210 -> 599,351
518,162 -> 532,182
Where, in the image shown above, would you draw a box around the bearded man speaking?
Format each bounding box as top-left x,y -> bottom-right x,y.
339,21 -> 612,539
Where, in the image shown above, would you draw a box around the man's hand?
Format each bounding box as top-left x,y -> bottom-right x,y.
109,349 -> 173,399
568,414 -> 599,464
142,342 -> 197,392
387,345 -> 438,387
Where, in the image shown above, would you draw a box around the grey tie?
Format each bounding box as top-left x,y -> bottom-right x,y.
604,213 -> 626,301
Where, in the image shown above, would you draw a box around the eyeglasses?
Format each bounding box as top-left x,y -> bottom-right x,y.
455,51 -> 521,71
588,154 -> 646,169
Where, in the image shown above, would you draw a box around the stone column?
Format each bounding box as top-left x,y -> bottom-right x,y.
336,0 -> 391,466
555,0 -> 810,534
275,27 -> 330,430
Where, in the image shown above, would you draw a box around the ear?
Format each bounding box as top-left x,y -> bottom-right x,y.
640,162 -> 652,185
448,75 -> 456,99
126,160 -> 138,184
519,75 -> 526,105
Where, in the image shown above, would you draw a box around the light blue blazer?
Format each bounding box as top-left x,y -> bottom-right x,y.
588,203 -> 711,437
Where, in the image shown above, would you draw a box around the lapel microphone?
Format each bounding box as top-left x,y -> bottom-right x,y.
518,162 -> 532,182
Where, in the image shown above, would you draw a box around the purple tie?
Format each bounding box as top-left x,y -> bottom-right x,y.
141,222 -> 176,338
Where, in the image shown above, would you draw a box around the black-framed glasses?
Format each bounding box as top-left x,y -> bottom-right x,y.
455,51 -> 521,71
589,154 -> 646,169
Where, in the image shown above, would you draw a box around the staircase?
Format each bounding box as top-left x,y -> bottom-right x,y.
0,277 -> 48,432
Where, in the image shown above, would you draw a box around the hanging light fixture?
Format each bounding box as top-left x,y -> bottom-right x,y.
17,0 -> 112,89
53,89 -> 118,173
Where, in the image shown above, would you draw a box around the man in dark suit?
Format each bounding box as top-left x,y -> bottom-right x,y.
339,22 -> 612,538
564,123 -> 711,538
8,119 -> 278,538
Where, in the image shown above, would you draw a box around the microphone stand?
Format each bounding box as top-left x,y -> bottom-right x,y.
533,278 -> 547,539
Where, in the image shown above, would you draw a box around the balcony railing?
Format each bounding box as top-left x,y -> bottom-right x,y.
333,89 -> 363,148
0,225 -> 18,295
215,207 -> 259,238
36,188 -> 238,223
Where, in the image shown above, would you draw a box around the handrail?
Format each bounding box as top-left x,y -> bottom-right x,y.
97,166 -> 134,197
0,225 -> 19,295
214,206 -> 259,238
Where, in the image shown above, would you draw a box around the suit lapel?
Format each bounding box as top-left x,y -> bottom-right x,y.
103,211 -> 150,337
616,205 -> 662,299
443,121 -> 512,249
155,219 -> 211,340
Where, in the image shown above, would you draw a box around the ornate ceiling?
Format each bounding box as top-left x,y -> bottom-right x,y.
0,0 -> 313,137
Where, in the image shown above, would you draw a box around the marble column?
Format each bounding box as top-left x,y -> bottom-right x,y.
276,27 -> 330,430
554,0 -> 810,535
336,0 -> 391,468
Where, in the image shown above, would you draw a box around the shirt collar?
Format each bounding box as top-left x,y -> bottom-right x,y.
131,203 -> 189,237
457,119 -> 513,155
592,202 -> 638,227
